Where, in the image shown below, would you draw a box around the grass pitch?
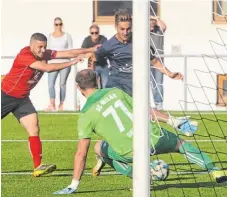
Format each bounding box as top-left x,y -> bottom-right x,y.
1,113 -> 227,197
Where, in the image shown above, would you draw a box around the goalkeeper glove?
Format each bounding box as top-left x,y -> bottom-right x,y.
167,116 -> 198,136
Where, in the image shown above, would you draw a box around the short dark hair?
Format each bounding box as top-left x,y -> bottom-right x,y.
114,9 -> 132,25
30,33 -> 47,42
76,69 -> 97,90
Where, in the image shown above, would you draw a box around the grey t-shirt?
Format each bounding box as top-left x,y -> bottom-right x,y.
48,33 -> 73,63
95,35 -> 155,75
150,25 -> 164,55
81,35 -> 107,67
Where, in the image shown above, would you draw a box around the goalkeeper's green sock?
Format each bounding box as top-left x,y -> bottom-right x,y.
179,142 -> 217,171
101,157 -> 132,178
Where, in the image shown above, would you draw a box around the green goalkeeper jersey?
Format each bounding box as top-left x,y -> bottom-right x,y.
78,88 -> 161,157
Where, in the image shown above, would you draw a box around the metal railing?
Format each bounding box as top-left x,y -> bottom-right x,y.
2,54 -> 227,111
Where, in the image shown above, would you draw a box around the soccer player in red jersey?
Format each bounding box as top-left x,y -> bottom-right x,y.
1,33 -> 98,176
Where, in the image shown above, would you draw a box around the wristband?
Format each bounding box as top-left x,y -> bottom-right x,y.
69,179 -> 80,189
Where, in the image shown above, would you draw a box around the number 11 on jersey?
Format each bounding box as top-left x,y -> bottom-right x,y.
102,100 -> 133,133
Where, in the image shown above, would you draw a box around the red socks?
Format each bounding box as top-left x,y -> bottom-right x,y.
28,136 -> 42,169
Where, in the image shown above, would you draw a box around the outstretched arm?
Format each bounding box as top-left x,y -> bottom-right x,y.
55,44 -> 101,59
30,56 -> 82,72
151,58 -> 183,80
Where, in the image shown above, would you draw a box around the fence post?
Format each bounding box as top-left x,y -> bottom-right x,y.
184,56 -> 188,111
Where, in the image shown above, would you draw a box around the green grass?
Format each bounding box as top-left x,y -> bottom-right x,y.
1,113 -> 227,197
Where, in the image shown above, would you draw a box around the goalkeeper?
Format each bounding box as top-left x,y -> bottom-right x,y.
54,69 -> 227,194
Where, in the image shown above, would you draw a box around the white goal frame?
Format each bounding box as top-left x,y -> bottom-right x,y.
133,0 -> 151,197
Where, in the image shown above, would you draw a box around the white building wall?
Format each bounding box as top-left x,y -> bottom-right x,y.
161,0 -> 227,111
1,0 -> 227,111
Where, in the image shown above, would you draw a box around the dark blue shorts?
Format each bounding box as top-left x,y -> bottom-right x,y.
106,74 -> 132,96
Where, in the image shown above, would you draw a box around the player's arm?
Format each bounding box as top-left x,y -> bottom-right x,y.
53,139 -> 90,195
124,87 -> 192,127
156,18 -> 167,32
72,139 -> 91,180
55,45 -> 101,59
94,42 -> 108,62
122,89 -> 171,123
30,57 -> 81,72
151,58 -> 183,80
54,114 -> 93,195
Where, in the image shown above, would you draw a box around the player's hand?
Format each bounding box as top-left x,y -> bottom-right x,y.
92,44 -> 102,51
170,72 -> 183,80
71,56 -> 84,65
76,54 -> 86,62
53,187 -> 77,195
178,120 -> 198,136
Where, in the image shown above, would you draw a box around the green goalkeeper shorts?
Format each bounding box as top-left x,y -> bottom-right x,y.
100,141 -> 133,163
151,128 -> 179,155
100,129 -> 178,161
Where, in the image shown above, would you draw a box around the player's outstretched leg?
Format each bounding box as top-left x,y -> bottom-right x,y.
154,129 -> 227,183
176,139 -> 227,183
93,140 -> 132,178
100,156 -> 132,178
20,113 -> 56,177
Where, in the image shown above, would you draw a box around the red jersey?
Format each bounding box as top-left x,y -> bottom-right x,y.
1,46 -> 57,98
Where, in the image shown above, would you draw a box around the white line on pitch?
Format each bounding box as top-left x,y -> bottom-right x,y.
187,139 -> 226,142
0,171 -> 211,176
1,139 -> 226,142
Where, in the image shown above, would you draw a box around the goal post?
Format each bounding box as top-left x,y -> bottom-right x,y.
133,0 -> 151,197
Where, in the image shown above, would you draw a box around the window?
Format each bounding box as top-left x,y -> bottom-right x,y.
217,74 -> 227,106
213,0 -> 227,24
93,0 -> 160,24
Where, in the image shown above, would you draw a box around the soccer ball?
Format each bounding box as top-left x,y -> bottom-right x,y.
150,159 -> 169,181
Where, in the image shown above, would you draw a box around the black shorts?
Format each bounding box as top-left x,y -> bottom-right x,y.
1,91 -> 37,121
106,74 -> 132,96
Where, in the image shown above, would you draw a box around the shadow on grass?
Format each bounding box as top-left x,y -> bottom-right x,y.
151,181 -> 227,190
51,173 -> 121,177
2,170 -> 32,173
76,188 -> 130,194
54,167 -> 113,171
165,177 -> 194,181
2,167 -> 114,174
169,161 -> 227,167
